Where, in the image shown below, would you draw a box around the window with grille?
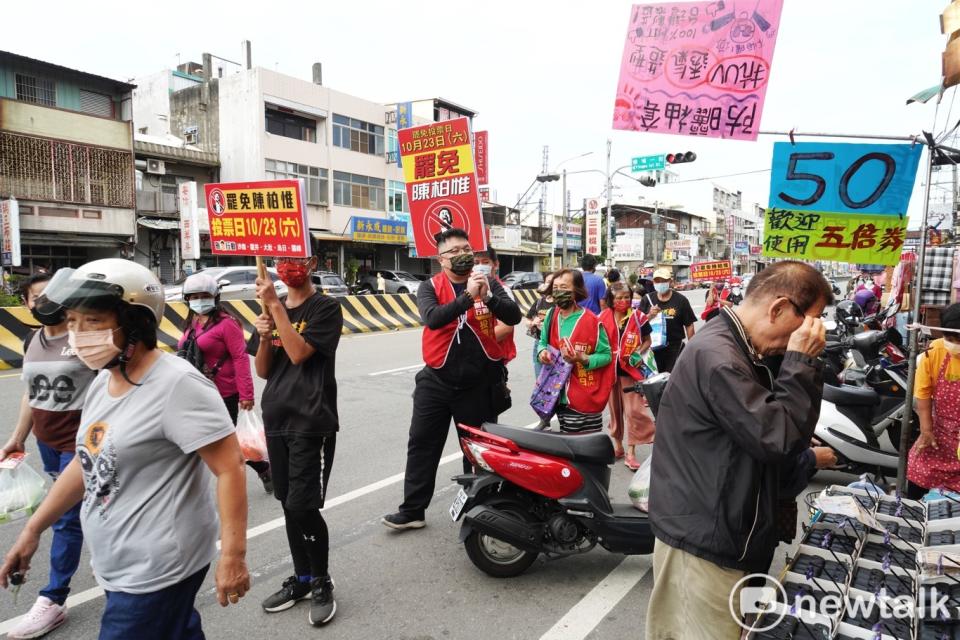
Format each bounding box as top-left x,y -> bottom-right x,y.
15,74 -> 56,106
265,160 -> 328,205
0,131 -> 134,208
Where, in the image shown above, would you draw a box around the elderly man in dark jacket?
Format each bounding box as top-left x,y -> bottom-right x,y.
645,261 -> 831,640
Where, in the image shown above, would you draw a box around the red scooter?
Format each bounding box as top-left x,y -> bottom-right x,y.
449,375 -> 670,577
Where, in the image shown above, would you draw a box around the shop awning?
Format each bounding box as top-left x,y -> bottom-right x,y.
20,232 -> 130,248
311,230 -> 350,242
137,218 -> 182,230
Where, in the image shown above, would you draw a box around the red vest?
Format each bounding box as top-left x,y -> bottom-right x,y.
547,307 -> 615,414
422,273 -> 504,368
616,310 -> 651,381
496,278 -> 517,364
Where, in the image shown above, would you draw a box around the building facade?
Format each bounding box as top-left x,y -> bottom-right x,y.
0,51 -> 136,272
133,50 -> 481,282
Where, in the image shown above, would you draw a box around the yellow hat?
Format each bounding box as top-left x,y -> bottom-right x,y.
653,267 -> 673,280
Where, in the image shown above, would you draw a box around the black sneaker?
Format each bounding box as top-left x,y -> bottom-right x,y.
259,471 -> 274,494
309,576 -> 336,626
262,576 -> 311,612
381,512 -> 426,530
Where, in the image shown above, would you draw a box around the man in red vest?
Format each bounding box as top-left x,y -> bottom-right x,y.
382,229 -> 522,531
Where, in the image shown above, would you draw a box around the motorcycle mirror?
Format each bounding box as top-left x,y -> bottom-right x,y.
823,319 -> 838,332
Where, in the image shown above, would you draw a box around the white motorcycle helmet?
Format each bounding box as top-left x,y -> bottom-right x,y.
182,273 -> 220,299
38,259 -> 165,322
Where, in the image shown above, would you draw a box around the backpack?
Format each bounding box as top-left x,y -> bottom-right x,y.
177,323 -> 229,380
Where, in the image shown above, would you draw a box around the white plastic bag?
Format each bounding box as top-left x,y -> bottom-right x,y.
628,456 -> 652,512
236,410 -> 269,463
0,454 -> 47,524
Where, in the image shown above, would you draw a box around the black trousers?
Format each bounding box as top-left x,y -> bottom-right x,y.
653,342 -> 684,374
399,367 -> 496,518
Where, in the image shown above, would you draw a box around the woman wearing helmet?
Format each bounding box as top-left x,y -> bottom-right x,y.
0,259 -> 250,639
179,273 -> 272,493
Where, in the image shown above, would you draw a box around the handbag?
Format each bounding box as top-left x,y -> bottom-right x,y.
530,345 -> 574,419
489,361 -> 512,416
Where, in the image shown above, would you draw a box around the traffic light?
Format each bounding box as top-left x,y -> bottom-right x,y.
666,151 -> 697,164
638,175 -> 657,187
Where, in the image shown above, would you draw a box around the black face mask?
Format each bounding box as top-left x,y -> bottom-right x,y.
449,253 -> 475,276
31,306 -> 65,327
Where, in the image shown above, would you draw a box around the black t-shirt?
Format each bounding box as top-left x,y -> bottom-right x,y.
638,290 -> 696,347
247,292 -> 343,437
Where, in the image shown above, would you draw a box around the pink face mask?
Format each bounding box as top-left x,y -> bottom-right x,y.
69,328 -> 121,370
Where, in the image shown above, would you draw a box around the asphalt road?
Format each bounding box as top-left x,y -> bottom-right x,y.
0,290 -> 836,640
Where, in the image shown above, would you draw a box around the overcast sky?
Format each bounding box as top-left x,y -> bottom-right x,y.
4,1 -> 951,225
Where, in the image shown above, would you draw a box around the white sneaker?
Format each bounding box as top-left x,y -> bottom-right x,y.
7,596 -> 67,639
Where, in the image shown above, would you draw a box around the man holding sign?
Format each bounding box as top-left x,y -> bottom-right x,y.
383,228 -> 521,531
249,256 -> 344,627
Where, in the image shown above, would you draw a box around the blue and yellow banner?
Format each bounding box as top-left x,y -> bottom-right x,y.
351,216 -> 408,244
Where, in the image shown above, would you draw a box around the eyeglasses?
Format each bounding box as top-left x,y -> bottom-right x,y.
783,297 -> 805,317
439,245 -> 473,257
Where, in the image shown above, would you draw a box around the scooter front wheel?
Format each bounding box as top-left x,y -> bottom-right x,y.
463,503 -> 539,578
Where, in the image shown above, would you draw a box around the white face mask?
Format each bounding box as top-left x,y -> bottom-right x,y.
68,328 -> 121,370
189,299 -> 216,315
945,340 -> 960,355
654,283 -> 670,295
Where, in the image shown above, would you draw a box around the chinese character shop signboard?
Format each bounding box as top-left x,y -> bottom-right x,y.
762,142 -> 922,266
613,0 -> 784,140
178,182 -> 201,260
0,198 -> 20,267
585,198 -> 602,256
474,131 -> 489,186
398,117 -> 486,256
690,260 -> 732,281
204,180 -> 310,257
351,216 -> 408,244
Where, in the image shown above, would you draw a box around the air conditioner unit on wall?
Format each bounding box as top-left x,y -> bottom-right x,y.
184,132 -> 198,144
146,159 -> 166,175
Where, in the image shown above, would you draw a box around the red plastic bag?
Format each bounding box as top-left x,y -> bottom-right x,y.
236,410 -> 269,463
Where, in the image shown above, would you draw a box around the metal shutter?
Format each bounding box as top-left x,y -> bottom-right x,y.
79,91 -> 114,118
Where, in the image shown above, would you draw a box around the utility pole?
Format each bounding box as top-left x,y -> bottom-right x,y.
605,139 -> 614,267
561,169 -> 568,268
538,146 -> 549,260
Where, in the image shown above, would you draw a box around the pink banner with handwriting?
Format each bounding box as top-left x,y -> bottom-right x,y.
613,0 -> 783,141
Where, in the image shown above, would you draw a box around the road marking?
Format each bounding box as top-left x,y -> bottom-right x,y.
0,418 -> 546,632
0,373 -> 19,379
368,363 -> 421,376
539,556 -> 652,640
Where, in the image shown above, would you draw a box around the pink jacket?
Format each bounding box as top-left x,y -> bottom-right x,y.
177,314 -> 255,401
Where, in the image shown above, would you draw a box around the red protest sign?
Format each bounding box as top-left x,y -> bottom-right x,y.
204,180 -> 310,258
690,260 -> 733,282
398,117 -> 486,257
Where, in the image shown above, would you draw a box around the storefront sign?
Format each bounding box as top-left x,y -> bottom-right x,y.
690,259 -> 733,281
178,182 -> 201,260
474,131 -> 489,186
351,216 -> 408,244
585,198 -> 602,256
613,0 -> 785,141
398,117 -> 486,256
554,219 -> 583,250
204,179 -> 310,257
734,240 -> 749,255
489,225 -> 521,251
0,198 -> 20,267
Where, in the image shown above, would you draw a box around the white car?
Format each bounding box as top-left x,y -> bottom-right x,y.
164,266 -> 287,302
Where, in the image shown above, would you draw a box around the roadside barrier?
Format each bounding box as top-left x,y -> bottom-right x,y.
0,290 -> 541,369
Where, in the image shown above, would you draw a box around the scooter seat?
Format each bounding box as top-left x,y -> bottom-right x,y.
482,422 -> 615,465
823,383 -> 878,407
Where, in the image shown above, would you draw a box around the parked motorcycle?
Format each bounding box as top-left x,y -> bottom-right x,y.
814,331 -> 914,477
449,375 -> 670,577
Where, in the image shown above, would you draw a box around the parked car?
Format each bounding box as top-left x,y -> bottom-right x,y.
502,271 -> 543,290
164,266 -> 287,302
311,271 -> 350,297
357,269 -> 422,294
